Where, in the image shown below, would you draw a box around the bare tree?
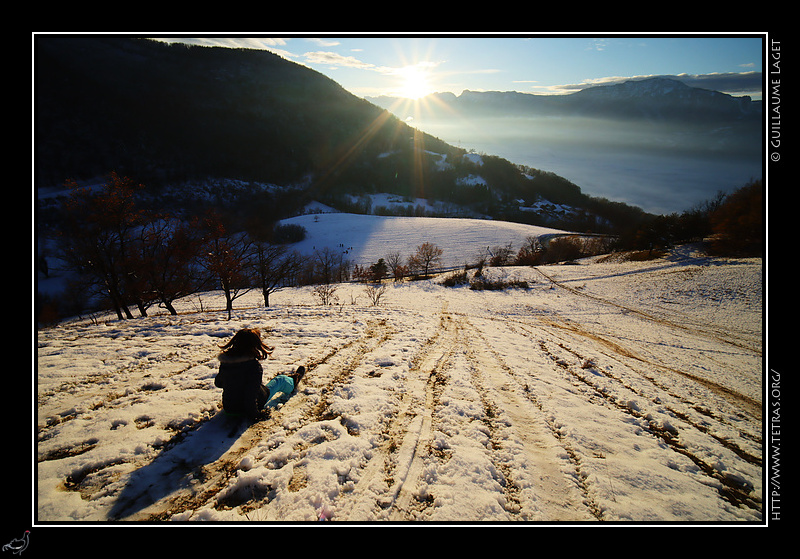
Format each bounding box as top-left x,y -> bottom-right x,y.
200,212 -> 254,320
57,172 -> 148,320
132,216 -> 205,315
252,241 -> 304,307
385,251 -> 404,280
408,242 -> 443,278
313,247 -> 347,284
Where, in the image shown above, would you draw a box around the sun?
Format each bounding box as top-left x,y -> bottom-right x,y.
396,64 -> 433,99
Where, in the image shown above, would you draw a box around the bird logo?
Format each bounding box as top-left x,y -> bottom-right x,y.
2,531 -> 29,555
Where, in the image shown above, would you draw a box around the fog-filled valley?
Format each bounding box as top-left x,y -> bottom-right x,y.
392,114 -> 761,215
369,76 -> 763,215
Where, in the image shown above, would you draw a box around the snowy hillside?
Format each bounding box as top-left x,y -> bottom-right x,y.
36,243 -> 763,524
279,212 -> 571,269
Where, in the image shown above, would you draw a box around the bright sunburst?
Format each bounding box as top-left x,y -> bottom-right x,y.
396,64 -> 433,99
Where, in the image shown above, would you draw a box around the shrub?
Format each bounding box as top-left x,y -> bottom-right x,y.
543,237 -> 583,264
440,269 -> 469,287
273,223 -> 307,244
708,180 -> 763,256
313,283 -> 339,305
470,278 -> 529,291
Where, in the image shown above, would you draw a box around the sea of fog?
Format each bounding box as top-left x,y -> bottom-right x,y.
411,116 -> 763,215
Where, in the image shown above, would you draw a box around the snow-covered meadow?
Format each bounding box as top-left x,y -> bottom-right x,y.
277,210 -> 571,270
36,214 -> 764,524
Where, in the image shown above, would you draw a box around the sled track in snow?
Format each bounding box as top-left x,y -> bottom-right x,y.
280,302 -> 466,521
383,307 -> 455,520
110,317 -> 398,520
136,308 -> 465,522
101,300 -> 754,522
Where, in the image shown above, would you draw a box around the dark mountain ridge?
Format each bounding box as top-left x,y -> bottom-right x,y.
35,36 -> 453,191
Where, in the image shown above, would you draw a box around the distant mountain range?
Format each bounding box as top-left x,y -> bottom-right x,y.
368,77 -> 762,125
368,77 -> 763,215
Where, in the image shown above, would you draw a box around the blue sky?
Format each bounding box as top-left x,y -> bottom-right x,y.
156,34 -> 765,100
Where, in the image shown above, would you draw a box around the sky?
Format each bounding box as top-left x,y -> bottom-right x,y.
154,34 -> 765,101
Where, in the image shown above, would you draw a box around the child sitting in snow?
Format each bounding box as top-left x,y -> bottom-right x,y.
215,328 -> 305,419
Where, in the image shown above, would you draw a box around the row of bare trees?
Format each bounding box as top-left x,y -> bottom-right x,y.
52,173 -> 305,321
316,242 -> 445,309
352,242 -> 444,283
46,173 -> 450,322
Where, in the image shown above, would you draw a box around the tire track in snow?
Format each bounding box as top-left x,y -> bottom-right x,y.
479,304 -> 760,448
522,315 -> 762,453
534,314 -> 762,421
384,306 -> 599,521
251,304 -> 452,521
546,327 -> 763,463
520,322 -> 762,515
533,266 -> 761,355
459,315 -> 602,521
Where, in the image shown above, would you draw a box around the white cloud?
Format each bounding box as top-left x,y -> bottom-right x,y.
302,51 -> 377,70
153,37 -> 290,50
305,38 -> 341,48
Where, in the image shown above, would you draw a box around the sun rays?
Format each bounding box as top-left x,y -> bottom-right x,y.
395,63 -> 434,100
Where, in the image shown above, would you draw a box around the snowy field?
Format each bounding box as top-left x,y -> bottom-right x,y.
36,243 -> 764,524
278,211 -> 571,269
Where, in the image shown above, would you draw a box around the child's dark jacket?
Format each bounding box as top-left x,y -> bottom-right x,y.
215,354 -> 268,418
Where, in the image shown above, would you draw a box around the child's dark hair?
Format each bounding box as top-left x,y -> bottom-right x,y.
219,328 -> 274,360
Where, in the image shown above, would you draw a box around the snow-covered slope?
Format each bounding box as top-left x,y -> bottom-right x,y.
280,212 -> 570,269
36,245 -> 764,523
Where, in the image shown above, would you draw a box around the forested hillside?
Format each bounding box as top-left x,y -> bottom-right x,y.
34,36 -> 648,230
35,37 -> 433,188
